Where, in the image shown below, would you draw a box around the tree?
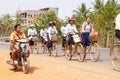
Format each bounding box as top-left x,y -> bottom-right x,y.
0,14 -> 14,36
14,12 -> 24,24
73,3 -> 91,30
33,10 -> 62,38
91,0 -> 104,13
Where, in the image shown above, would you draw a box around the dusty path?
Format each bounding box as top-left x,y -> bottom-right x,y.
0,49 -> 120,80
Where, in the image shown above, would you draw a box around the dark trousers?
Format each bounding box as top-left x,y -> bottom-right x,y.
81,32 -> 91,46
62,36 -> 66,48
115,29 -> 120,39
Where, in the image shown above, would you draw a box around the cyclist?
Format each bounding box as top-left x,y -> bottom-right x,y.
40,24 -> 48,46
115,13 -> 120,39
47,21 -> 58,41
28,24 -> 37,47
66,17 -> 78,59
80,16 -> 94,50
46,21 -> 58,53
61,20 -> 67,50
10,24 -> 30,65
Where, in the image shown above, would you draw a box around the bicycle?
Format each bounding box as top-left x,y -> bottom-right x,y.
29,36 -> 39,54
48,41 -> 58,57
48,35 -> 58,57
78,37 -> 100,62
110,38 -> 120,71
40,39 -> 48,54
64,33 -> 84,61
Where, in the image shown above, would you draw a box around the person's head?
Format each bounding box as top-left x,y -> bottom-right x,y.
49,21 -> 53,26
42,24 -> 46,29
69,17 -> 75,25
30,24 -> 34,29
86,16 -> 91,24
14,24 -> 21,33
63,20 -> 67,27
49,21 -> 56,27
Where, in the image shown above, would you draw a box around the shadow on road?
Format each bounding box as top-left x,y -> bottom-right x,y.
28,66 -> 40,74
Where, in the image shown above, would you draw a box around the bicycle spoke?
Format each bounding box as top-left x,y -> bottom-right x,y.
110,45 -> 120,71
90,43 -> 100,62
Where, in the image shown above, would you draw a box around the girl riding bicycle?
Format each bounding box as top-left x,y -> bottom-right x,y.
66,17 -> 79,60
80,17 -> 94,51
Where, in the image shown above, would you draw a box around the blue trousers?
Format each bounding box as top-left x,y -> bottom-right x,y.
81,32 -> 91,46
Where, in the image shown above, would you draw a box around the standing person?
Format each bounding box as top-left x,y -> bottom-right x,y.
81,16 -> 94,50
40,24 -> 48,45
10,24 -> 30,65
115,13 -> 120,39
66,17 -> 78,59
28,24 -> 37,47
61,20 -> 67,49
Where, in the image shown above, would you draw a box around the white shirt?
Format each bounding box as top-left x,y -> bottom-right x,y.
66,24 -> 78,34
115,13 -> 120,30
81,22 -> 93,33
61,26 -> 67,36
47,26 -> 58,35
40,28 -> 48,37
28,28 -> 37,36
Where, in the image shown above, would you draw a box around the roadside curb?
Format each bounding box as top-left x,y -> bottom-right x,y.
0,42 -> 10,44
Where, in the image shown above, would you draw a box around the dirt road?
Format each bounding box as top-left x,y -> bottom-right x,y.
0,49 -> 120,80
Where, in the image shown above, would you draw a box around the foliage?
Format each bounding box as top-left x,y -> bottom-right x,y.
33,11 -> 62,36
0,14 -> 15,36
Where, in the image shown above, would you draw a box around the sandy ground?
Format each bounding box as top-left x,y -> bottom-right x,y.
0,49 -> 120,80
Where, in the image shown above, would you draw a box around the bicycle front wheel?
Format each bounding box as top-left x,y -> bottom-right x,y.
90,42 -> 100,62
77,44 -> 85,62
110,44 -> 120,71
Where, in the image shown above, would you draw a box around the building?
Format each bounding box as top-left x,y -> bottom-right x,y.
39,7 -> 58,16
17,7 -> 58,26
17,10 -> 39,26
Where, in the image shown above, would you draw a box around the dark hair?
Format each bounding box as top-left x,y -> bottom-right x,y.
86,16 -> 90,20
14,24 -> 21,30
49,21 -> 56,26
52,21 -> 56,26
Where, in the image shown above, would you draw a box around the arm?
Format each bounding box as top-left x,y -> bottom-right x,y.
74,25 -> 78,33
34,28 -> 37,35
55,27 -> 58,34
81,22 -> 86,33
40,29 -> 42,37
10,32 -> 15,44
28,29 -> 30,36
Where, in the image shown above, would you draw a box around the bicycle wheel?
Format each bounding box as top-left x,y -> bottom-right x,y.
52,42 -> 58,57
41,43 -> 46,54
77,44 -> 85,62
110,44 -> 120,71
65,49 -> 72,60
21,57 -> 30,74
30,46 -> 34,54
90,42 -> 100,62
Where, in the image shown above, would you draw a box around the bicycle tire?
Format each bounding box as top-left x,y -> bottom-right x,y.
110,44 -> 120,71
53,44 -> 58,57
77,44 -> 86,62
90,42 -> 100,62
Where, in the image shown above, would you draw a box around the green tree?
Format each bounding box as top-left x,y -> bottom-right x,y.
33,11 -> 62,36
0,14 -> 14,36
73,3 -> 90,30
14,12 -> 24,24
